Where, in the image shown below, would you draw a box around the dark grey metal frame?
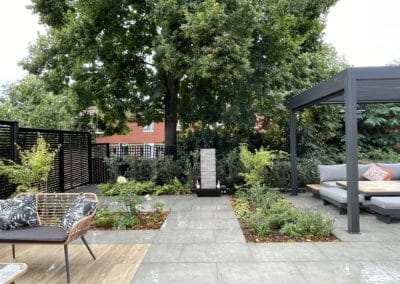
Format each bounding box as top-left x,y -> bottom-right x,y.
368,204 -> 400,224
288,67 -> 400,233
11,236 -> 95,283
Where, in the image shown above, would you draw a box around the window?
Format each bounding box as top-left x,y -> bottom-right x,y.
143,122 -> 154,132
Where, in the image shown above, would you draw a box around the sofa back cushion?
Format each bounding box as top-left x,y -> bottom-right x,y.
318,164 -> 374,182
377,163 -> 400,180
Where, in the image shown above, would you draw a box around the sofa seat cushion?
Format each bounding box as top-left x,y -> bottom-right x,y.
321,181 -> 345,188
371,197 -> 400,210
0,226 -> 68,243
320,187 -> 365,204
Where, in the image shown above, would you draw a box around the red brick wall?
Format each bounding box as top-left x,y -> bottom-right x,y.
96,122 -> 165,144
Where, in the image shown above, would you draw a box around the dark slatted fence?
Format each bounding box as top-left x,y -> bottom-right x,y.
91,143 -> 110,184
0,121 -> 109,197
0,122 -> 17,198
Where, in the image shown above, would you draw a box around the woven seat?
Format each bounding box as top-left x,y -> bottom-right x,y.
1,192 -> 98,283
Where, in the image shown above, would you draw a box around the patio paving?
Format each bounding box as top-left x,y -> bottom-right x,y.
76,187 -> 400,283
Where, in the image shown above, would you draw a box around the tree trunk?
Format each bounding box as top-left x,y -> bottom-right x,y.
164,75 -> 179,155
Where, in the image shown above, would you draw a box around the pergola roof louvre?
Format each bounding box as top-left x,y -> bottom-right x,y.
288,66 -> 400,234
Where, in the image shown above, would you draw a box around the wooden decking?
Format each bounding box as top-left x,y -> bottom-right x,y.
0,244 -> 150,283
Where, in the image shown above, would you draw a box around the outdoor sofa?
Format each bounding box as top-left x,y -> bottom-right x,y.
0,192 -> 98,283
313,163 -> 400,220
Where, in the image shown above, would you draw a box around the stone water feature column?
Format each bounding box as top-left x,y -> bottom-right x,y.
197,148 -> 220,196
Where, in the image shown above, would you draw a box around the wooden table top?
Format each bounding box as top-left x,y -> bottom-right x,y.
336,180 -> 400,194
0,263 -> 27,284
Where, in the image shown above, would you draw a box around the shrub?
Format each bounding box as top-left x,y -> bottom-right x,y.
0,136 -> 58,193
113,214 -> 139,230
217,148 -> 244,189
177,149 -> 200,187
105,156 -> 121,183
234,196 -> 251,218
155,178 -> 190,195
239,145 -> 274,187
98,180 -> 155,196
265,151 -> 291,190
152,200 -> 166,212
266,199 -> 297,229
280,208 -> 334,239
246,209 -> 270,237
245,183 -> 282,212
118,186 -> 145,216
125,158 -> 157,182
155,157 -> 180,185
95,208 -> 113,229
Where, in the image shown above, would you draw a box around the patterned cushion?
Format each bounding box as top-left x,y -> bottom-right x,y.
363,164 -> 391,181
0,195 -> 39,230
61,197 -> 96,231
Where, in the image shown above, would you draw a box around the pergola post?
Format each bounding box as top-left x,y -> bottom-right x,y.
344,71 -> 360,233
289,110 -> 298,195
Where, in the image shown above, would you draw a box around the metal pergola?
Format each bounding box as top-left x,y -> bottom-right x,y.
288,66 -> 400,233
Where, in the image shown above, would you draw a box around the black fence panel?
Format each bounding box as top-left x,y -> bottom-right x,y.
63,132 -> 91,190
0,122 -> 17,198
0,120 -> 93,197
91,143 -> 110,184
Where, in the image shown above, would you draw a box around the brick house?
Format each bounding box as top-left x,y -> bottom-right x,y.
96,122 -> 165,158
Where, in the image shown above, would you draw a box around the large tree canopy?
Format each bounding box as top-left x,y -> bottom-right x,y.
24,0 -> 339,148
0,75 -> 76,129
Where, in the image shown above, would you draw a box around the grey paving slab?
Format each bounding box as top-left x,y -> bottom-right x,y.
249,243 -> 329,262
132,263 -> 217,284
83,230 -> 157,244
315,242 -> 400,261
295,261 -> 397,284
154,229 -> 215,244
374,261 -> 400,281
214,229 -> 246,243
142,244 -> 184,263
217,262 -> 307,284
180,243 -> 254,262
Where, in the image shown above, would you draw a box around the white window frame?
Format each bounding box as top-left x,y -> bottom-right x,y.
143,122 -> 154,133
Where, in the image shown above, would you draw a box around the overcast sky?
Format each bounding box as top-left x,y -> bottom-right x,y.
1,0 -> 400,90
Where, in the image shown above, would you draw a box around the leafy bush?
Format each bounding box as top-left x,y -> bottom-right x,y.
155,178 -> 190,195
113,214 -> 139,230
125,158 -> 157,182
359,147 -> 400,163
266,199 -> 297,229
118,186 -> 145,216
177,149 -> 200,187
280,208 -> 334,239
155,157 -> 180,185
98,180 -> 155,196
217,148 -> 244,189
105,156 -> 121,183
0,136 -> 58,193
153,200 -> 166,212
246,209 -> 270,237
245,183 -> 282,212
265,151 -> 291,190
95,208 -> 113,229
239,145 -> 274,186
234,196 -> 250,218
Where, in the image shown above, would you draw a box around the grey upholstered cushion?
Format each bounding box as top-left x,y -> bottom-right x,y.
318,164 -> 373,182
320,187 -> 365,204
0,226 -> 67,243
371,197 -> 400,209
377,163 -> 400,180
321,181 -> 345,188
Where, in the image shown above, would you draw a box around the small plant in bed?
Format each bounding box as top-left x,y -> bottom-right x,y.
232,185 -> 338,242
94,185 -> 168,230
